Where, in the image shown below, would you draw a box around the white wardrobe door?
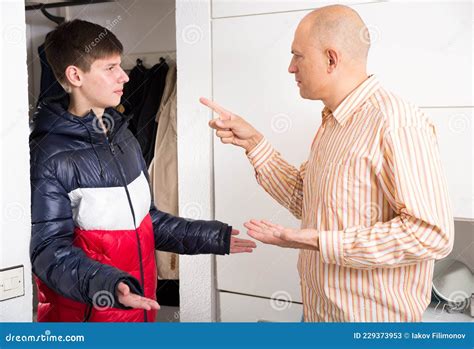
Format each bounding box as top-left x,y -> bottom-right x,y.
358,2 -> 472,107
211,0 -> 379,18
426,108 -> 473,220
213,10 -> 317,302
212,0 -> 473,111
213,2 -> 472,303
218,292 -> 303,322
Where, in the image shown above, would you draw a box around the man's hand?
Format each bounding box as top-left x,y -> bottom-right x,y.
244,220 -> 319,250
230,229 -> 257,253
116,282 -> 160,310
200,97 -> 264,152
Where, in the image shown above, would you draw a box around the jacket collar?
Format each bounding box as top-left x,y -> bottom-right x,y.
32,93 -> 129,145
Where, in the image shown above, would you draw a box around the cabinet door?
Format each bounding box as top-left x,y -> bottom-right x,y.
212,0 -> 379,18
213,3 -> 472,305
357,2 -> 472,107
218,292 -> 303,322
213,10 -> 316,303
212,1 -> 472,107
426,108 -> 473,220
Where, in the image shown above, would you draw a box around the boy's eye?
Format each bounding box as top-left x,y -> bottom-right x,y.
108,66 -> 114,71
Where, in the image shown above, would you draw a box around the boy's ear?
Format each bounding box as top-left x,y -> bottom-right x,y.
59,81 -> 72,94
64,65 -> 83,88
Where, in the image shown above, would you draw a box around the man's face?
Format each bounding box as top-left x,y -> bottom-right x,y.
80,54 -> 129,108
288,23 -> 329,100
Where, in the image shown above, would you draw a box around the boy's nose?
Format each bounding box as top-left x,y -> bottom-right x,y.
122,73 -> 130,83
119,67 -> 130,83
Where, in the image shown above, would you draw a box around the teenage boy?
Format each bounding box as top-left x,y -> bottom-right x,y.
30,19 -> 256,322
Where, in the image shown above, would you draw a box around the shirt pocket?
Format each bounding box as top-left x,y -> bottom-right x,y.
315,158 -> 374,225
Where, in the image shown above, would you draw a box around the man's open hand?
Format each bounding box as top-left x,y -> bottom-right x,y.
244,220 -> 319,250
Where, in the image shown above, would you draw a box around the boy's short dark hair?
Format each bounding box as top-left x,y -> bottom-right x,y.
44,19 -> 123,86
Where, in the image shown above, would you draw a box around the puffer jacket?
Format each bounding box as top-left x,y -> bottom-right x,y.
29,94 -> 231,322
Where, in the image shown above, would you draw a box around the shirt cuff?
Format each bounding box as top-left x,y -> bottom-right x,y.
246,138 -> 276,170
318,230 -> 344,265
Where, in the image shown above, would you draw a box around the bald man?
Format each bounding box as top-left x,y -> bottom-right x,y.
201,5 -> 453,322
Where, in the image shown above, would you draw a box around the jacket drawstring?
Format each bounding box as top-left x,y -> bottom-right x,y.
93,143 -> 105,178
117,143 -> 125,154
110,113 -> 133,155
76,117 -> 105,178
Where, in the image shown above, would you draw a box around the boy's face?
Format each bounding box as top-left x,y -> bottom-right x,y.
78,54 -> 129,109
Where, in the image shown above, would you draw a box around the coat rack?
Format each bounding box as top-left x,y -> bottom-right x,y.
121,51 -> 177,72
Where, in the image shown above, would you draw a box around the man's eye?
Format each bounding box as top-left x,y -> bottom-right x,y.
108,66 -> 114,71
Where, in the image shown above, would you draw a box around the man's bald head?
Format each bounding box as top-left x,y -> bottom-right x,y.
288,5 -> 370,103
300,5 -> 370,66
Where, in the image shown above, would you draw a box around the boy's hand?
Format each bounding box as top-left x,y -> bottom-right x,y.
116,282 -> 160,310
230,229 -> 257,253
200,97 -> 263,153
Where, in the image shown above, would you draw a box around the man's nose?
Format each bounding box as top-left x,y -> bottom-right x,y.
288,62 -> 297,74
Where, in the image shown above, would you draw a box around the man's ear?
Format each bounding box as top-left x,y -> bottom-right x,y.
326,49 -> 338,73
64,65 -> 83,88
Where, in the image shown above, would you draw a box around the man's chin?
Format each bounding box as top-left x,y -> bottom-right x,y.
299,89 -> 319,101
299,89 -> 309,99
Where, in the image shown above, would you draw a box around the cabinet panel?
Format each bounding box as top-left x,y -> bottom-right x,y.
213,3 -> 472,303
218,292 -> 303,322
358,2 -> 472,107
212,0 -> 379,18
426,108 -> 473,220
213,2 -> 472,106
213,10 -> 313,303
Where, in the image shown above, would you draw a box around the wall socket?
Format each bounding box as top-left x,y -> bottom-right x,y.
0,265 -> 25,301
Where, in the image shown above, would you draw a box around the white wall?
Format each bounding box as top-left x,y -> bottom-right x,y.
176,0 -> 216,322
0,0 -> 33,322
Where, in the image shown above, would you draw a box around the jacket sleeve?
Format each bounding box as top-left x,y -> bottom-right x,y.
149,203 -> 231,255
140,157 -> 231,255
30,161 -> 143,308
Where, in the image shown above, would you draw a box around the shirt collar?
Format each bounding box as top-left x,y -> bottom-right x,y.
323,74 -> 381,126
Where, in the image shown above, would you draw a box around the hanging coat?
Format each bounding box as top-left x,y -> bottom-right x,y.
149,63 -> 179,281
130,59 -> 169,166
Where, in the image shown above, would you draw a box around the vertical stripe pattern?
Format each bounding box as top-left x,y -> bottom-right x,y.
247,75 -> 454,322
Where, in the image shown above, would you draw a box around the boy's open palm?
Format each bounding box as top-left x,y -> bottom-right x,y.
116,282 -> 160,310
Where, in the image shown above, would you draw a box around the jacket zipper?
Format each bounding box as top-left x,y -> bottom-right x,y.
83,304 -> 92,322
106,136 -> 148,322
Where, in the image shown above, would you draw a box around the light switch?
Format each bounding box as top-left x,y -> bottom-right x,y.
0,265 -> 24,301
4,278 -> 13,291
